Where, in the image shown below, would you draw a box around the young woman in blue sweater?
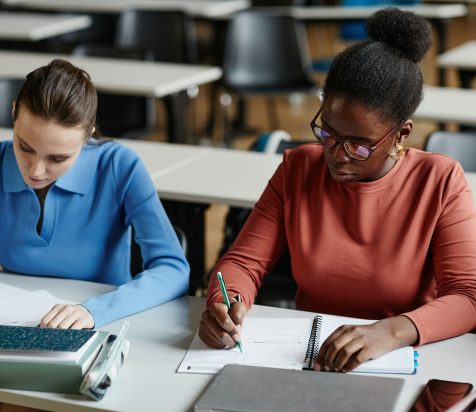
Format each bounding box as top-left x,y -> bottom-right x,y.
0,59 -> 189,329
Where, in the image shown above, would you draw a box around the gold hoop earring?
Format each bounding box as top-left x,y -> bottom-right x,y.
389,142 -> 407,160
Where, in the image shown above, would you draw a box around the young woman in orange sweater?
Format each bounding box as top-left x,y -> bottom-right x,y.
199,8 -> 476,372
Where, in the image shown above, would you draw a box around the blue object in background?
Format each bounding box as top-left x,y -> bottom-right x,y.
340,0 -> 422,42
312,0 -> 422,72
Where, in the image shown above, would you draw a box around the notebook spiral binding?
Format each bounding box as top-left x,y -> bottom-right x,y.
304,315 -> 322,369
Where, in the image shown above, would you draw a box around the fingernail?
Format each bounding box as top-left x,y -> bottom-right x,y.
314,363 -> 322,371
324,365 -> 330,372
232,333 -> 240,342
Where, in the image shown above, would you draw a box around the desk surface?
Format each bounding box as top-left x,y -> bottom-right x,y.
0,50 -> 222,98
0,12 -> 91,41
287,3 -> 467,20
0,0 -> 250,18
0,272 -> 475,412
437,40 -> 476,69
152,147 -> 282,208
414,85 -> 476,126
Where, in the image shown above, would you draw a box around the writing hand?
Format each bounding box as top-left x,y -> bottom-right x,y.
198,299 -> 247,349
314,316 -> 418,372
39,304 -> 94,329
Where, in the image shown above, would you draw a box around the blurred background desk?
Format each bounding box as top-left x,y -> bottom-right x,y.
0,0 -> 251,19
415,85 -> 476,127
0,50 -> 222,143
0,272 -> 476,412
0,50 -> 221,100
438,40 -> 476,87
0,12 -> 91,41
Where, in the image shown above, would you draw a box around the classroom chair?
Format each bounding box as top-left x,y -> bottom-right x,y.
47,13 -> 117,53
115,9 -> 198,64
0,79 -> 24,128
220,11 -> 318,147
72,44 -> 155,139
114,9 -> 199,143
424,130 -> 476,173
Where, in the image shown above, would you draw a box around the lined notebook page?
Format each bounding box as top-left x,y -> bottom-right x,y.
317,315 -> 415,374
177,318 -> 312,374
178,316 -> 416,375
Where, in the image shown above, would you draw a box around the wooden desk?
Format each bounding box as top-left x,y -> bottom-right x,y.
0,272 -> 475,412
437,40 -> 476,87
0,0 -> 251,19
0,12 -> 91,41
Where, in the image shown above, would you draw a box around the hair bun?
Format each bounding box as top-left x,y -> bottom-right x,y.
366,7 -> 432,63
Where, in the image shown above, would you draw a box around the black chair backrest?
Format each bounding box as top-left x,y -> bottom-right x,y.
0,79 -> 24,128
51,13 -> 117,47
131,225 -> 187,276
424,131 -> 476,173
115,9 -> 198,64
72,44 -> 154,138
222,11 -> 313,91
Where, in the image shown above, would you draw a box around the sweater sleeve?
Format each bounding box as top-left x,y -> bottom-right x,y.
404,163 -> 476,344
82,148 -> 189,327
207,161 -> 288,309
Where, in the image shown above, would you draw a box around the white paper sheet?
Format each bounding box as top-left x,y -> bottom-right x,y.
0,282 -> 73,327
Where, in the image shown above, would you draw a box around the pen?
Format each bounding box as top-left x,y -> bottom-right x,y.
217,272 -> 243,353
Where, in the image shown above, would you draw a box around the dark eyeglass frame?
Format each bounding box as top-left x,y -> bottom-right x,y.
309,107 -> 399,161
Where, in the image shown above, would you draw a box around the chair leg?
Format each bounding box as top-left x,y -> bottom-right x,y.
266,97 -> 279,130
220,92 -> 233,147
186,86 -> 199,144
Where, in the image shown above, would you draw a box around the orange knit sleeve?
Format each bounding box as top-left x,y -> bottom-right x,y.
404,163 -> 476,344
207,160 -> 288,308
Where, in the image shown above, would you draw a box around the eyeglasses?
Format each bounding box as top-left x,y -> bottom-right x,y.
309,107 -> 398,161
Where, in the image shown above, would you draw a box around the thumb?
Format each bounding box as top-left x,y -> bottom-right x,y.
230,301 -> 247,327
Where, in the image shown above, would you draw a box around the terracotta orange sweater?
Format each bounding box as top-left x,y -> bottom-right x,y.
208,145 -> 476,345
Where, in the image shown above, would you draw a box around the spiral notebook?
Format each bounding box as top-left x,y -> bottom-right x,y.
303,315 -> 417,374
178,315 -> 417,375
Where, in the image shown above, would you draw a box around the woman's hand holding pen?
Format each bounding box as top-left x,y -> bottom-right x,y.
199,299 -> 247,349
40,304 -> 94,329
314,315 -> 418,373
